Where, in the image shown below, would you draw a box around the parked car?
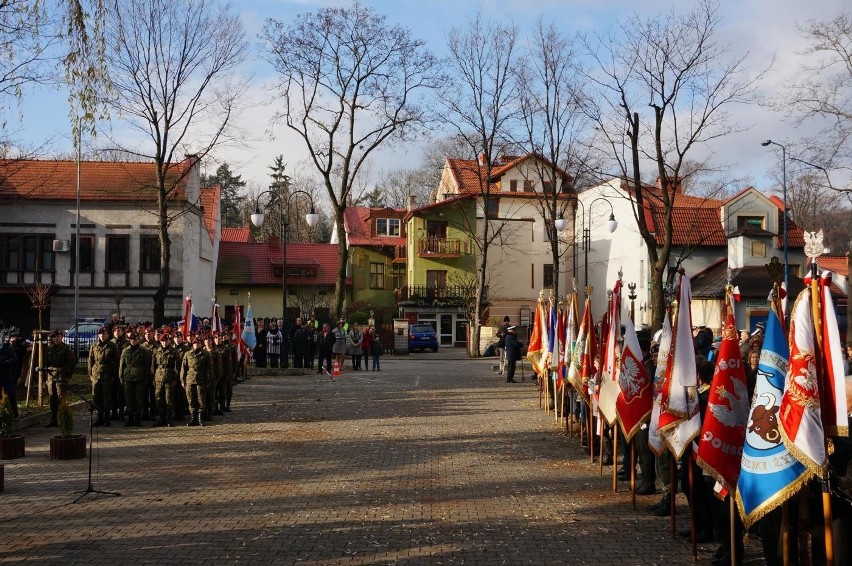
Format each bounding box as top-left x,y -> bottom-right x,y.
408,324 -> 438,352
65,320 -> 103,356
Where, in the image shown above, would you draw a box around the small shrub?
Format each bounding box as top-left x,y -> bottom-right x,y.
0,391 -> 15,438
57,399 -> 75,438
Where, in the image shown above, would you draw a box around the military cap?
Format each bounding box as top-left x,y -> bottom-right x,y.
98,326 -> 110,334
50,329 -> 63,337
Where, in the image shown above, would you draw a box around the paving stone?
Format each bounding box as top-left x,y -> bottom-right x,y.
1,352 -> 765,564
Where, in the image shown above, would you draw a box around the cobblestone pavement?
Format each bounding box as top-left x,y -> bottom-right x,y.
1,352 -> 764,565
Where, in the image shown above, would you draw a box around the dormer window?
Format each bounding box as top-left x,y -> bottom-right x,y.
737,215 -> 764,229
376,218 -> 400,236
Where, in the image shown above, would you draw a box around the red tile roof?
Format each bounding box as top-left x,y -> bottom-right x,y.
199,186 -> 220,244
820,254 -> 849,278
217,240 -> 344,287
221,226 -> 255,243
343,206 -> 407,247
446,154 -> 572,195
651,206 -> 726,247
0,158 -> 192,202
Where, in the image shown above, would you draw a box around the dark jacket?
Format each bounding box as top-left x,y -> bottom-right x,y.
320,330 -> 336,355
504,332 -> 522,362
0,343 -> 18,380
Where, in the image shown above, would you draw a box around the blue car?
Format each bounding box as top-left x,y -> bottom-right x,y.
408,323 -> 438,352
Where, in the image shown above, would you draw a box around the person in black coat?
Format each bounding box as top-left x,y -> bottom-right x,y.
503,326 -> 522,383
0,335 -> 19,418
317,323 -> 335,374
292,317 -> 308,368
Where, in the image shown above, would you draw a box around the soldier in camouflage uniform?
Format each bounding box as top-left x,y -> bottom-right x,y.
139,326 -> 159,421
204,334 -> 221,421
172,332 -> 190,420
88,326 -> 118,426
45,329 -> 76,427
221,333 -> 238,411
214,333 -> 232,414
151,332 -> 179,426
119,331 -> 148,426
111,325 -> 130,421
180,336 -> 210,426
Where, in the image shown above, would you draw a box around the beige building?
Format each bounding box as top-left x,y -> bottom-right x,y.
0,157 -> 219,334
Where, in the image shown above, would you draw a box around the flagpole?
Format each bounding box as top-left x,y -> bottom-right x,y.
611,425 -> 617,488
808,253 -> 834,565
670,458 -> 677,536
630,441 -> 636,509
781,503 -> 790,566
729,496 -> 736,566
688,461 -> 697,561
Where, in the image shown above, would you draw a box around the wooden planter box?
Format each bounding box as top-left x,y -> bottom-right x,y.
0,434 -> 25,460
50,435 -> 87,460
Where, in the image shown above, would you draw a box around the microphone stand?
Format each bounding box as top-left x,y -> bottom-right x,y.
49,370 -> 121,503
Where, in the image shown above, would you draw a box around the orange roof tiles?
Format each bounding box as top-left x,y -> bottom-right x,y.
343,206 -> 407,247
221,226 -> 255,243
820,254 -> 849,278
651,206 -> 726,247
199,186 -> 220,244
0,159 -> 192,202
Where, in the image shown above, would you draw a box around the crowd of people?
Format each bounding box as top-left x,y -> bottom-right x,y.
251,316 -> 383,374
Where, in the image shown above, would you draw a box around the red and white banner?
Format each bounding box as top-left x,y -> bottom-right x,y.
696,314 -> 749,492
566,298 -> 596,396
648,313 -> 672,455
598,280 -> 622,425
182,292 -> 192,337
616,317 -> 653,441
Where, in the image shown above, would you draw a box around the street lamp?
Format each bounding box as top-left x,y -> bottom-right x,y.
761,140 -> 789,294
250,189 -> 319,328
575,197 -> 618,301
553,214 -> 569,296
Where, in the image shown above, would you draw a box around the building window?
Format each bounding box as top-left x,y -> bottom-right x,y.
71,235 -> 95,272
509,179 -> 518,192
140,235 -> 160,271
392,263 -> 405,290
737,215 -> 764,229
750,241 -> 766,258
370,262 -> 385,289
543,264 -> 554,289
523,179 -> 534,192
39,235 -> 54,271
376,218 -> 400,236
486,198 -> 499,219
23,236 -> 37,270
543,181 -> 554,194
106,235 -> 129,272
2,235 -> 20,270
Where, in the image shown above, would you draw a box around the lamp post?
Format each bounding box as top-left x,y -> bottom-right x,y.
250,189 -> 319,326
761,140 -> 789,295
553,214 -> 569,297
575,197 -> 618,303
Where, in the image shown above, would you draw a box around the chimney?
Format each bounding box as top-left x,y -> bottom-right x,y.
657,176 -> 683,193
183,153 -> 201,203
478,153 -> 486,167
407,195 -> 417,211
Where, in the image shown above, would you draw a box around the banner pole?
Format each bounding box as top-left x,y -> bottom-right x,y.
729,496 -> 736,566
782,502 -> 790,566
612,425 -> 618,490
689,461 -> 697,561
670,453 -> 677,536
631,440 -> 636,509
822,479 -> 834,564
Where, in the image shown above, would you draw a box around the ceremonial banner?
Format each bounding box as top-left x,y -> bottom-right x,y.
567,298 -> 596,394
182,293 -> 193,337
616,317 -> 653,440
211,302 -> 222,333
659,273 -> 701,459
526,300 -> 549,376
737,308 -> 808,528
779,289 -> 826,475
696,314 -> 749,492
232,304 -> 243,363
242,302 -> 257,349
598,280 -> 622,424
818,272 -> 849,436
548,300 -> 559,371
648,313 -> 672,455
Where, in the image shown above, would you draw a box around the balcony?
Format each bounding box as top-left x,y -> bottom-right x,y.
393,244 -> 407,263
397,284 -> 488,308
417,237 -> 471,258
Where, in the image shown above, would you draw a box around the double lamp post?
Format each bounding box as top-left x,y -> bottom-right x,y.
250,189 -> 319,324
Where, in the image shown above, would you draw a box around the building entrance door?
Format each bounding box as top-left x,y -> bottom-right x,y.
439,314 -> 454,346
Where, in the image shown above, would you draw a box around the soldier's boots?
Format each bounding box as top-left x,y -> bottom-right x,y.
215,404 -> 225,416
94,412 -> 104,427
202,408 -> 212,422
187,410 -> 202,427
125,414 -> 135,427
153,416 -> 168,427
46,411 -> 58,427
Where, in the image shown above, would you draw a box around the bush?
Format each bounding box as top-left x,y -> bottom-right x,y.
57,399 -> 75,438
0,391 -> 15,438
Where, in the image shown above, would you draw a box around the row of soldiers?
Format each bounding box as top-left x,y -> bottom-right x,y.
46,323 -> 240,428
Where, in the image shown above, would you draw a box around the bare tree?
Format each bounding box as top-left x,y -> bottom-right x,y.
373,167 -> 433,208
584,0 -> 762,331
776,11 -> 852,187
102,0 -> 247,325
261,1 -> 443,317
518,20 -> 599,298
441,11 -> 521,356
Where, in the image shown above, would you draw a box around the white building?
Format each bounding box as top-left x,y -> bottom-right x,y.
0,157 -> 219,334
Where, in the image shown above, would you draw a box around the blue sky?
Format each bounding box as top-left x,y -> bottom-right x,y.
8,0 -> 849,200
